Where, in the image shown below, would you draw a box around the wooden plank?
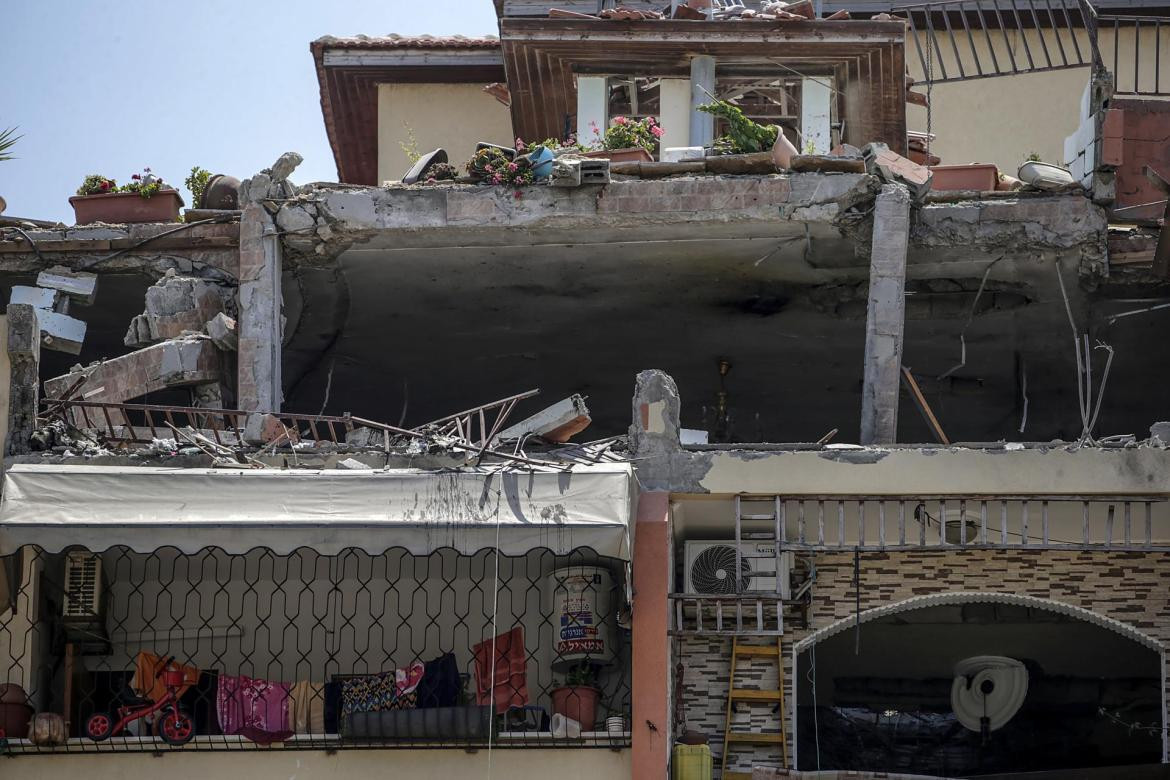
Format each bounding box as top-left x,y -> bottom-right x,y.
727,732 -> 786,744
901,366 -> 951,445
729,689 -> 784,701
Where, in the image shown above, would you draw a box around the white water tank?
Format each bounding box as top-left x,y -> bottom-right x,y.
546,565 -> 617,671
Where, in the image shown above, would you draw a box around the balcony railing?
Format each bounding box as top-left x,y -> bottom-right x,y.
759,494 -> 1167,552
0,545 -> 631,753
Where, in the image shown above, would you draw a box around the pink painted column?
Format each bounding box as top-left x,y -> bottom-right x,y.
632,490 -> 671,780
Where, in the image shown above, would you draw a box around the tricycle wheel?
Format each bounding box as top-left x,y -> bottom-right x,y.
159,710 -> 194,745
85,712 -> 113,741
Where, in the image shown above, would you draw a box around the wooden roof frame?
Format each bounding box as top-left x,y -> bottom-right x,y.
499,18 -> 908,152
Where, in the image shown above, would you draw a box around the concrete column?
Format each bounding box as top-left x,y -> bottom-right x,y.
237,204 -> 283,412
658,78 -> 692,151
577,75 -> 608,146
632,490 -> 671,780
5,304 -> 39,456
800,77 -> 833,154
689,55 -> 716,148
860,184 -> 911,445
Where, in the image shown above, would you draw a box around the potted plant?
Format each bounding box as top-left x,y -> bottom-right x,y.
70,168 -> 184,224
698,97 -> 796,167
584,116 -> 663,163
465,146 -> 537,198
550,661 -> 600,730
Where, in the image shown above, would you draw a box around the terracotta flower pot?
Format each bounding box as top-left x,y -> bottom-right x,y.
928,164 -> 999,192
69,189 -> 184,225
584,147 -> 653,163
550,685 -> 599,730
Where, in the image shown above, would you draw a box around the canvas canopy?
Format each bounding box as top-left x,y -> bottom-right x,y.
0,463 -> 634,559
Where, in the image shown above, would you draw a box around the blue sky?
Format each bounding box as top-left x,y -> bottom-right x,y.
0,0 -> 498,222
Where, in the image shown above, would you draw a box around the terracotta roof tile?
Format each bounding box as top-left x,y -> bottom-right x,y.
312,33 -> 500,50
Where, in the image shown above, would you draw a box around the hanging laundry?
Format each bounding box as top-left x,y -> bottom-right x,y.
130,651 -> 200,704
217,674 -> 293,744
473,626 -> 530,714
289,680 -> 326,734
341,661 -> 425,715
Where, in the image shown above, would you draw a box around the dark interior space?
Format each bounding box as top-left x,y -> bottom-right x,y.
279,242 -> 1170,444
795,603 -> 1162,776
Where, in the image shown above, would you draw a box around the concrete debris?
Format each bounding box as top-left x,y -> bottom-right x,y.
496,395 -> 592,444
863,142 -> 933,200
239,152 -> 304,208
550,157 -> 610,187
1151,421 -> 1170,447
346,426 -> 384,448
243,413 -> 298,446
205,312 -> 238,351
38,309 -> 87,355
124,274 -> 232,347
37,267 -> 98,305
337,457 -> 373,470
9,286 -> 59,310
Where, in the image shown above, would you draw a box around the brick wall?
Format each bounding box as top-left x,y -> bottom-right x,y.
676,549 -> 1170,777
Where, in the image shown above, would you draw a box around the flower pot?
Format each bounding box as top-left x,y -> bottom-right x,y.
0,683 -> 33,739
69,189 -> 184,225
551,686 -> 599,730
584,147 -> 653,164
928,164 -> 999,192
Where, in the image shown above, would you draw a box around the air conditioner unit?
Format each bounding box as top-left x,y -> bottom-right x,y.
684,540 -> 792,599
63,551 -> 103,623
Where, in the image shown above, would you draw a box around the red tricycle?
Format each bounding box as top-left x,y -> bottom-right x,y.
85,657 -> 195,745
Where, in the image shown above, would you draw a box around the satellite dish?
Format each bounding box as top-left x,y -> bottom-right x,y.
951,655 -> 1028,733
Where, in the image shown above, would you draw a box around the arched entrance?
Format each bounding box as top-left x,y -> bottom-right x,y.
793,593 -> 1166,776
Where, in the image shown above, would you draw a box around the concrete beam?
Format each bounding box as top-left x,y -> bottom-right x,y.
631,491 -> 671,780
860,184 -> 910,445
237,204 -> 283,412
689,55 -> 715,148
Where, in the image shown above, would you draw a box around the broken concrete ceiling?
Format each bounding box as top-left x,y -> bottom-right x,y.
276,174 -> 1167,443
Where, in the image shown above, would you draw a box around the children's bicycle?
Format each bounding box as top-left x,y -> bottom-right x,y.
85,657 -> 195,745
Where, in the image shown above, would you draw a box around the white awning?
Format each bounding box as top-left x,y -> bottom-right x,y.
0,463 -> 635,559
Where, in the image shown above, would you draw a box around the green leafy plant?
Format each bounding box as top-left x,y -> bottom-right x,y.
77,174 -> 118,196
564,662 -> 598,689
519,135 -> 586,155
76,168 -> 175,198
0,127 -> 21,162
1025,152 -> 1042,162
588,116 -> 663,153
697,98 -> 778,154
185,166 -> 211,208
399,122 -> 421,164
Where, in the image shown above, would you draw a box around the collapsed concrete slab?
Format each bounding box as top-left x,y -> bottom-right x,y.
43,334 -> 223,404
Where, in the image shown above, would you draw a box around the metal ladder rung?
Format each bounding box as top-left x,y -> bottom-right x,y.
739,513 -> 776,520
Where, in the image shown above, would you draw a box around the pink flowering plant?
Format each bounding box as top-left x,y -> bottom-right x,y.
590,116 -> 664,152
466,147 -> 536,189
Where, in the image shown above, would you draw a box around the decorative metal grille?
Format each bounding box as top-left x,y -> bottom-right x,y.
0,545 -> 631,753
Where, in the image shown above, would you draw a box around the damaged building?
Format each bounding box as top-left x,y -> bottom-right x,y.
0,1 -> 1169,779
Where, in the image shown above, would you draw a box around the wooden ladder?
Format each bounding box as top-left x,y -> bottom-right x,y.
720,636 -> 789,780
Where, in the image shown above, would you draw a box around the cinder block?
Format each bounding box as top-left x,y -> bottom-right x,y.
9,285 -> 60,310
36,268 -> 98,305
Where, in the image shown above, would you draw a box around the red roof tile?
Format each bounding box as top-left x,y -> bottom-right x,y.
312,34 -> 500,50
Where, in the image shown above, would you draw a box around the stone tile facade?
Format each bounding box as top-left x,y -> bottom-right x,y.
677,549 -> 1170,777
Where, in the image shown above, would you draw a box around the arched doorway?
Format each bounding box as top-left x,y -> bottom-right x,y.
793,593 -> 1165,776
